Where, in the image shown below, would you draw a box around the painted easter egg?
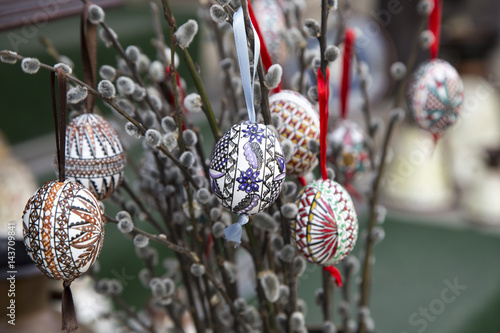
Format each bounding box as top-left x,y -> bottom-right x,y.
65,113 -> 126,200
253,0 -> 288,64
269,90 -> 320,177
406,59 -> 464,136
292,179 -> 358,266
22,179 -> 105,280
327,119 -> 370,181
209,121 -> 286,215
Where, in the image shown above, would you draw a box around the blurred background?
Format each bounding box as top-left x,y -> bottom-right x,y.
0,0 -> 500,332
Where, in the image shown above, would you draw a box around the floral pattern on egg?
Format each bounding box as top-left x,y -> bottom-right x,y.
209,122 -> 286,215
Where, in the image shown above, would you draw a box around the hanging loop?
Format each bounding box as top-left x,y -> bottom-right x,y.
51,67 -> 68,182
81,2 -> 98,113
233,7 -> 261,123
340,28 -> 356,119
318,67 -> 330,181
429,0 -> 442,59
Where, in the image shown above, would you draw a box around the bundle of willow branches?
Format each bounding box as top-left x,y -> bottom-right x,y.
1,0 -> 436,332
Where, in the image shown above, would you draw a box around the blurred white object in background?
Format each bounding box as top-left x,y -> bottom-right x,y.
72,277 -> 116,333
381,123 -> 454,212
447,75 -> 500,190
0,132 -> 37,239
462,149 -> 500,226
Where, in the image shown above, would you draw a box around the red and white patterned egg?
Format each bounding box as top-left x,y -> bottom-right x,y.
292,179 -> 358,266
65,113 -> 125,200
269,90 -> 320,177
253,0 -> 288,64
406,59 -> 464,136
209,121 -> 286,215
22,179 -> 105,280
327,119 -> 370,181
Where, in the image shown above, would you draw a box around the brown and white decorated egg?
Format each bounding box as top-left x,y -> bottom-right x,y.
64,113 -> 125,200
22,179 -> 105,281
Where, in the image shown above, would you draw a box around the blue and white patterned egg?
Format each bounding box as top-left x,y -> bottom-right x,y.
22,179 -> 105,280
209,121 -> 286,215
293,179 -> 358,266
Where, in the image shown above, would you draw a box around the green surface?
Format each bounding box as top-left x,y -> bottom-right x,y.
298,216 -> 500,333
97,208 -> 500,333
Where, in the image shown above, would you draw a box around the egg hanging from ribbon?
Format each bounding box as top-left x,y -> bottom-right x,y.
64,113 -> 126,200
252,0 -> 288,65
22,179 -> 105,280
269,90 -> 320,177
327,119 -> 370,181
406,59 -> 464,137
292,179 -> 358,266
209,121 -> 286,215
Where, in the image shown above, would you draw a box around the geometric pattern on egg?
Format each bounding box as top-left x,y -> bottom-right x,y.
22,180 -> 105,281
293,179 -> 358,266
209,121 -> 286,215
64,113 -> 126,200
269,90 -> 320,177
406,59 -> 464,136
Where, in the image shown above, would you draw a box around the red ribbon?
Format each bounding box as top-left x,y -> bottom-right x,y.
165,66 -> 187,130
204,233 -> 214,259
429,0 -> 442,59
340,28 -> 355,119
432,132 -> 440,144
317,67 -> 330,181
323,265 -> 343,287
248,1 -> 281,93
298,176 -> 307,187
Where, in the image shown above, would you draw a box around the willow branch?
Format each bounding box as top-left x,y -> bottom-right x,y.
111,294 -> 155,332
357,14 -> 426,333
81,0 -> 164,120
318,0 -> 334,323
161,0 -> 221,140
357,113 -> 400,333
120,179 -> 168,233
256,59 -> 272,125
209,13 -> 240,125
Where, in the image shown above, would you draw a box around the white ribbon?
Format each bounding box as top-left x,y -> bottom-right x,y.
224,215 -> 249,247
233,7 -> 261,123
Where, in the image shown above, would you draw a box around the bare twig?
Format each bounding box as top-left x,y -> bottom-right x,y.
318,0 -> 334,323
357,113 -> 400,333
357,15 -> 426,333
